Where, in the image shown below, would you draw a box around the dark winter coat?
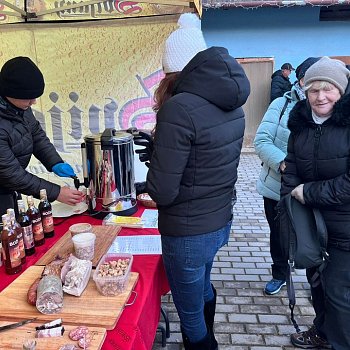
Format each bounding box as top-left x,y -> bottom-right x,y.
146,47 -> 250,236
281,94 -> 350,249
270,70 -> 292,102
0,96 -> 63,215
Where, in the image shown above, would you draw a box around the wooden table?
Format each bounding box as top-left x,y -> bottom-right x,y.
0,204 -> 170,350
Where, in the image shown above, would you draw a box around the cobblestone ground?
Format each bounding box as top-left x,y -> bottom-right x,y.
152,152 -> 314,350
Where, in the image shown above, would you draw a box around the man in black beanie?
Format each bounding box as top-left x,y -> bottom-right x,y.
0,56 -> 84,217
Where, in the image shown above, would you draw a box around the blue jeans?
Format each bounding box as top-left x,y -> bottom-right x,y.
161,220 -> 232,343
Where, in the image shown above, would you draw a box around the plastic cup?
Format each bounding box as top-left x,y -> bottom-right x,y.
69,223 -> 93,237
72,232 -> 96,261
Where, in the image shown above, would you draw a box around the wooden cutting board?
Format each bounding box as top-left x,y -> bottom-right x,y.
0,266 -> 139,330
35,225 -> 121,268
0,321 -> 106,350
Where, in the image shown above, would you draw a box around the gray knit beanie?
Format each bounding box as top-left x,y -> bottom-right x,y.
304,56 -> 350,95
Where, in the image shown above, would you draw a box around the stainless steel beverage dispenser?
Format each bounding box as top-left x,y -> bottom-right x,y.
81,128 -> 137,217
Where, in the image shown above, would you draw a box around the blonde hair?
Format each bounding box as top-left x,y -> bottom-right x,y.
304,81 -> 341,94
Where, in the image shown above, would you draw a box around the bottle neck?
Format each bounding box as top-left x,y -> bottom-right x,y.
18,207 -> 25,214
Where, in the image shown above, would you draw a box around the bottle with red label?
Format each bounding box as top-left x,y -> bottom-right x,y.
17,199 -> 35,256
27,195 -> 45,247
38,189 -> 55,238
7,208 -> 26,264
1,213 -> 22,275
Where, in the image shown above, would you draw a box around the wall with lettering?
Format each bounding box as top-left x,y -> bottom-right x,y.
0,16 -> 176,187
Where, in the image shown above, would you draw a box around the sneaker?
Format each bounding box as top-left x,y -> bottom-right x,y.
264,278 -> 286,295
291,325 -> 332,349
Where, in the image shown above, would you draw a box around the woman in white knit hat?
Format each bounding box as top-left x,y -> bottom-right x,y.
281,56 -> 350,349
144,12 -> 250,350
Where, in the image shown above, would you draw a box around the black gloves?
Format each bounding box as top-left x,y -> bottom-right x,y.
135,181 -> 147,196
126,127 -> 154,167
133,131 -> 154,168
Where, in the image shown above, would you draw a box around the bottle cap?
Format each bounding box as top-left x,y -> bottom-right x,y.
17,200 -> 26,211
6,208 -> 15,220
1,214 -> 9,224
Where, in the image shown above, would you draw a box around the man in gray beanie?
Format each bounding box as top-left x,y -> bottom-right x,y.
0,56 -> 84,218
281,56 -> 350,349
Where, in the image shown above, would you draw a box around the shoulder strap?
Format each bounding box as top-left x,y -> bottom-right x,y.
313,208 -> 328,257
279,98 -> 290,122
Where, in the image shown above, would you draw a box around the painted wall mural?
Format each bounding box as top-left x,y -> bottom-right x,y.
0,15 -> 175,185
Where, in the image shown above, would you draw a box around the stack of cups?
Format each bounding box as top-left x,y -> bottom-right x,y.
69,223 -> 93,237
72,232 -> 96,261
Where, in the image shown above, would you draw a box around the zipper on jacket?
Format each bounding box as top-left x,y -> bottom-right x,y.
263,166 -> 271,182
313,125 -> 322,178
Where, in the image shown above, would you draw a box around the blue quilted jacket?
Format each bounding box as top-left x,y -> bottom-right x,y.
254,87 -> 300,201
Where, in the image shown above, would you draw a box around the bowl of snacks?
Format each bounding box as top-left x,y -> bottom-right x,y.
137,193 -> 157,208
93,253 -> 133,296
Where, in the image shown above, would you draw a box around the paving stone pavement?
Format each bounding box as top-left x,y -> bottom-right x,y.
152,152 -> 314,350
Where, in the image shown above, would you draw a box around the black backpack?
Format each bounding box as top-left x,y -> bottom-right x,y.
277,194 -> 329,332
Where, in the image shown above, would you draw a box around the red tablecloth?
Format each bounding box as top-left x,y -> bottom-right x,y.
0,205 -> 170,350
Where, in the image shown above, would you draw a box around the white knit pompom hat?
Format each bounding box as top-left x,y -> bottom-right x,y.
162,13 -> 207,74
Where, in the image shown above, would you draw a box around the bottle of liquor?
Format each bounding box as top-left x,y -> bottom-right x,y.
38,189 -> 55,238
7,208 -> 26,264
1,213 -> 22,275
27,195 -> 45,247
17,200 -> 35,256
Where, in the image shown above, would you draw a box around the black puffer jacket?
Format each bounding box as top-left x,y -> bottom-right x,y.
281,94 -> 350,248
0,97 -> 63,215
146,47 -> 250,236
270,70 -> 292,102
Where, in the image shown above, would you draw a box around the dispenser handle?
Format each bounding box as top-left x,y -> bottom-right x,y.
101,128 -> 116,150
81,142 -> 88,178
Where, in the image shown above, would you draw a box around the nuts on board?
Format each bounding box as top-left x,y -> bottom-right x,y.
97,259 -> 130,277
93,254 -> 133,296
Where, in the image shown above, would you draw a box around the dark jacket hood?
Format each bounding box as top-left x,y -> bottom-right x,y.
288,93 -> 350,134
173,46 -> 250,111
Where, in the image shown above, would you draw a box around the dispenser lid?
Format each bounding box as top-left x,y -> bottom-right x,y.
84,130 -> 132,144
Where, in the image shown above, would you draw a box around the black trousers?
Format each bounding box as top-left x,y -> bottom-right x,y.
263,197 -> 288,281
309,247 -> 350,350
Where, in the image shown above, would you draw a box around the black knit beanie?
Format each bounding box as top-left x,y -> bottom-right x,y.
0,56 -> 45,99
295,57 -> 320,82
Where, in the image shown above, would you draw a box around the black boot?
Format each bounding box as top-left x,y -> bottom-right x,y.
204,284 -> 218,350
181,328 -> 212,350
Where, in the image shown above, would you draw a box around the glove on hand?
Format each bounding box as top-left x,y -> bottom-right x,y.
52,163 -> 76,178
133,131 -> 154,167
135,181 -> 147,196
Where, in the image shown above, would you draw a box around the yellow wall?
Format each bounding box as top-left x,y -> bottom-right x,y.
0,16 -> 177,186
